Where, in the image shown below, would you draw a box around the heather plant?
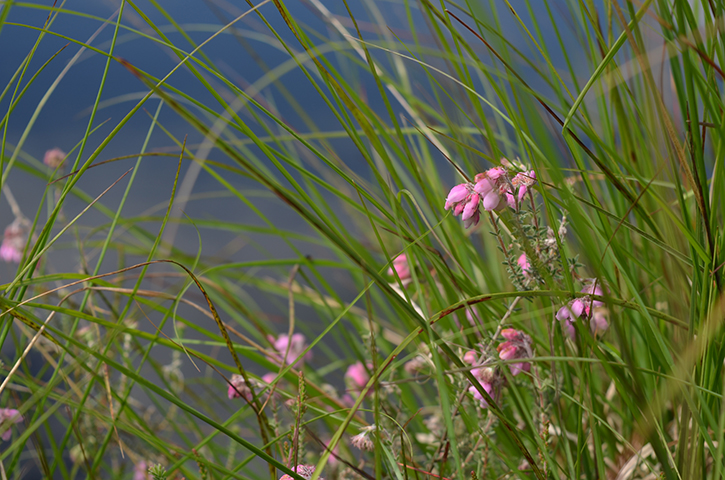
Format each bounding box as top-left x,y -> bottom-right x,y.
0,0 -> 722,479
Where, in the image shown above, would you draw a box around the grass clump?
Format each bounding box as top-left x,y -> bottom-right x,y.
0,0 -> 722,479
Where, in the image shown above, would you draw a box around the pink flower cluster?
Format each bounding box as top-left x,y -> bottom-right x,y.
345,361 -> 372,396
473,166 -> 509,212
350,425 -> 384,451
227,374 -> 253,401
280,465 -> 321,480
463,328 -> 532,408
445,166 -> 537,228
43,148 -> 66,169
0,408 -> 22,441
268,333 -> 312,367
505,170 -> 536,210
0,219 -> 28,264
444,183 -> 481,229
228,373 -> 279,401
463,350 -> 498,408
556,281 -> 608,337
496,328 -> 531,376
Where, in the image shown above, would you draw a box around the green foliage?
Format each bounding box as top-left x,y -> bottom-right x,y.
0,0 -> 723,479
149,464 -> 169,480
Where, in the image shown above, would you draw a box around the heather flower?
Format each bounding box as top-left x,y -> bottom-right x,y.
268,333 -> 312,366
463,350 -> 478,365
350,425 -> 385,451
473,167 -> 510,212
515,170 -> 536,201
0,408 -> 22,441
227,374 -> 253,401
444,184 -> 470,209
261,372 -> 277,384
280,465 -> 321,480
468,366 -> 497,408
581,281 -> 605,307
496,328 -> 532,376
444,183 -> 481,228
43,147 -> 66,169
350,431 -> 374,451
484,166 -> 507,181
556,280 -> 608,338
0,218 -> 29,264
387,254 -> 411,285
133,461 -> 149,480
505,170 -> 537,210
323,438 -> 340,467
556,304 -> 576,335
590,308 -> 609,334
517,254 -> 532,279
345,361 -> 371,395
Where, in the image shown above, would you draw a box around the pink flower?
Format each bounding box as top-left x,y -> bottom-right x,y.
0,408 -> 22,441
570,299 -> 585,317
268,333 -> 312,366
445,183 -> 481,229
556,305 -> 577,338
461,194 -> 480,220
463,350 -> 477,364
474,167 -> 509,212
473,176 -> 493,195
345,361 -> 371,393
387,254 -> 411,283
517,254 -> 531,279
468,381 -> 493,407
323,438 -> 340,467
519,171 -> 536,200
505,191 -> 517,210
496,329 -> 531,376
500,328 -> 521,341
0,219 -> 28,264
350,425 -> 385,451
482,190 -> 504,211
555,304 -> 572,322
261,372 -> 277,384
133,461 -> 149,480
561,320 -> 576,338
485,166 -> 507,180
505,170 -> 537,211
446,165 -> 533,224
280,465 -> 321,480
581,280 -> 604,307
513,170 -> 536,200
227,374 -> 253,401
43,148 -> 66,169
468,366 -> 496,408
463,210 -> 480,229
590,309 -> 608,334
444,184 -> 470,209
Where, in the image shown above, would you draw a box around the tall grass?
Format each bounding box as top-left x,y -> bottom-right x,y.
0,0 -> 722,478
